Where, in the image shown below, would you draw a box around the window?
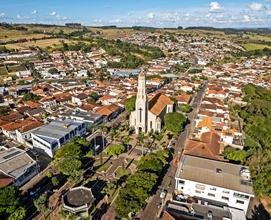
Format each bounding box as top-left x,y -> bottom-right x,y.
65,134 -> 69,140
222,196 -> 229,201
82,123 -> 85,128
234,192 -> 249,200
195,190 -> 202,194
223,190 -> 230,194
210,187 -> 216,191
150,121 -> 152,130
178,180 -> 185,185
208,193 -> 215,197
236,200 -> 244,204
78,125 -> 82,131
60,137 -> 65,144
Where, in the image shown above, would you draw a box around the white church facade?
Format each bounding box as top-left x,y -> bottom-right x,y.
130,72 -> 174,134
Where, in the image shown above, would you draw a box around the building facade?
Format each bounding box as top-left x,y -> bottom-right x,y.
130,72 -> 173,134
175,155 -> 254,214
31,119 -> 86,157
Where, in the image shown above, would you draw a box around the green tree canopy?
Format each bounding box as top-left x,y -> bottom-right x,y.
53,137 -> 90,178
0,186 -> 20,215
0,106 -> 10,116
22,92 -> 41,101
164,112 -> 187,135
8,207 -> 26,220
178,104 -> 192,113
124,96 -> 136,112
223,147 -> 247,164
34,193 -> 48,213
104,144 -> 125,157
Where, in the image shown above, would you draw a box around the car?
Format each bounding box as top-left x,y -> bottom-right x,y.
160,189 -> 167,199
29,187 -> 41,196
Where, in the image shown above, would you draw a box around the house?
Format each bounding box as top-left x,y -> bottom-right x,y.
99,95 -> 117,106
0,147 -> 39,187
16,70 -> 31,78
174,94 -> 192,105
184,132 -> 225,161
175,155 -> 254,214
72,93 -> 88,106
96,104 -> 121,121
31,119 -> 86,157
0,118 -> 43,145
39,97 -> 57,109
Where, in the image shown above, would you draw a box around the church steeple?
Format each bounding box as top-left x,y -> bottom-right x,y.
135,71 -> 148,134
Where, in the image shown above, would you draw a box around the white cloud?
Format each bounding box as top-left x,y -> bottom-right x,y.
32,10 -> 38,14
243,15 -> 251,22
210,2 -> 221,12
147,12 -> 155,19
206,13 -> 212,18
62,16 -> 68,20
16,14 -> 21,19
249,2 -> 264,11
49,11 -> 57,16
0,12 -> 5,17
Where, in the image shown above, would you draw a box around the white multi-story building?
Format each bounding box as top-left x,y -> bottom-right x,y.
31,119 -> 86,157
175,155 -> 254,214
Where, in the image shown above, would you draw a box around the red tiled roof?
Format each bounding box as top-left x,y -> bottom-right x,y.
96,104 -> 119,116
184,132 -> 225,161
149,93 -> 173,116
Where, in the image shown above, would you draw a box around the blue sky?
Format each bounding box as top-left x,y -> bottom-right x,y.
0,0 -> 271,27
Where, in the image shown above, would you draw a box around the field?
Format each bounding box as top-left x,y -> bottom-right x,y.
0,27 -> 46,43
244,33 -> 271,42
5,38 -> 76,50
242,43 -> 271,51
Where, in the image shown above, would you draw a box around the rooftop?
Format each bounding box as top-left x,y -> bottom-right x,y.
0,147 -> 36,179
32,119 -> 83,141
63,186 -> 94,208
176,155 -> 254,195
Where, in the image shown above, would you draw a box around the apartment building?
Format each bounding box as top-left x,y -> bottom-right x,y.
175,155 -> 254,214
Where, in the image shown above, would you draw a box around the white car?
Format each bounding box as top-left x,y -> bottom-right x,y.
160,190 -> 167,199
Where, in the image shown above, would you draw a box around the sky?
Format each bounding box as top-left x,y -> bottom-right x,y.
0,0 -> 271,28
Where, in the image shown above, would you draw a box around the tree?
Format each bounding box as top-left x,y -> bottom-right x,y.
53,137 -> 90,177
34,194 -> 48,213
178,104 -> 192,113
223,147 -> 247,164
48,68 -> 58,74
0,106 -> 10,116
164,112 -> 187,135
124,96 -> 136,112
51,177 -> 59,187
89,92 -> 99,101
0,186 -> 20,216
8,207 -> 26,220
104,144 -> 125,157
22,93 -> 41,101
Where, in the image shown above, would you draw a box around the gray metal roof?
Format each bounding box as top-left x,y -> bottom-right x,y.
32,119 -> 84,140
0,147 -> 36,179
176,155 -> 254,195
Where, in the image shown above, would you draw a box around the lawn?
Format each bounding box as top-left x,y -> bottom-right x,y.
242,43 -> 271,51
244,33 -> 271,42
96,160 -> 112,173
115,167 -> 129,178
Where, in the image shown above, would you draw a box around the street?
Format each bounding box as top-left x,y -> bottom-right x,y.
138,81 -> 207,220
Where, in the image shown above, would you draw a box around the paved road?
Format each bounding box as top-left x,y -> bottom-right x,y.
138,81 -> 207,220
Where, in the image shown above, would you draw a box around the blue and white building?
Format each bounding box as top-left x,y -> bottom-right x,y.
31,119 -> 86,157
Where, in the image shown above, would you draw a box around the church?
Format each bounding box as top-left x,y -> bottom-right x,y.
130,72 -> 174,134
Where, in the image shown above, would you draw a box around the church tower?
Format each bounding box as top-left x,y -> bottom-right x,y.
134,72 -> 148,134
